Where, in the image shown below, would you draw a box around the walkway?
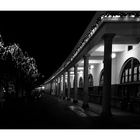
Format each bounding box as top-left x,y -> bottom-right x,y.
77,100 -> 139,116
67,98 -> 140,128
0,93 -> 140,128
0,95 -> 92,129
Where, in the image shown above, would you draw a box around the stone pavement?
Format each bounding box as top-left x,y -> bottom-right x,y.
1,94 -> 140,129
59,97 -> 139,118
76,100 -> 139,117
0,95 -> 93,129
59,97 -> 140,128
58,96 -> 140,128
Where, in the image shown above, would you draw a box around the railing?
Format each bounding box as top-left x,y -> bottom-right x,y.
47,82 -> 140,113
76,83 -> 140,113
117,83 -> 140,113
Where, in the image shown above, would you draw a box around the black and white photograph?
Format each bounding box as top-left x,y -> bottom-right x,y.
1,0 -> 140,138
1,0 -> 140,139
0,10 -> 140,130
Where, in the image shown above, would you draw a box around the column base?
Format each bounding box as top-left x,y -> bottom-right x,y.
73,99 -> 78,104
82,103 -> 89,110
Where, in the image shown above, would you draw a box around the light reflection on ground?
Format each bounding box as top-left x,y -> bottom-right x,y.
69,105 -> 88,117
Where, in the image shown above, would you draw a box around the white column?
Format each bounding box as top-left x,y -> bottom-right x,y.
54,79 -> 56,95
63,72 -> 66,99
101,33 -> 115,117
67,70 -> 71,100
82,55 -> 89,109
56,78 -> 59,96
53,80 -> 55,95
59,76 -> 62,97
50,81 -> 52,95
73,64 -> 78,103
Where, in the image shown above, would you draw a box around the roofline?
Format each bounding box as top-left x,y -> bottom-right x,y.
45,12 -> 105,83
45,11 -> 140,84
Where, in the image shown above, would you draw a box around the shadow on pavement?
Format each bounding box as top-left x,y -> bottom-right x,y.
0,94 -> 140,129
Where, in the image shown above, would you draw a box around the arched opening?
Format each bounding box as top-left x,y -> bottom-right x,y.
120,57 -> 140,84
79,77 -> 83,88
88,74 -> 94,87
119,57 -> 140,112
99,69 -> 104,86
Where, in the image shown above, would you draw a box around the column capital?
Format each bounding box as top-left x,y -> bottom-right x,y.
67,69 -> 71,72
102,33 -> 115,40
74,63 -> 78,68
83,54 -> 90,59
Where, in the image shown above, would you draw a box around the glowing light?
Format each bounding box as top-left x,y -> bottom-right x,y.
111,53 -> 116,59
47,12 -> 140,84
81,60 -> 102,64
130,15 -> 135,18
90,65 -> 94,69
78,67 -> 84,70
70,71 -> 74,74
79,71 -> 83,77
0,37 -> 39,82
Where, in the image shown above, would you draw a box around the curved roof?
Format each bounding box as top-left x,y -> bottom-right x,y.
45,11 -> 140,84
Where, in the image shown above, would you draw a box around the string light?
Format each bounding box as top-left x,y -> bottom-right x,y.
0,37 -> 40,82
47,12 -> 140,83
71,12 -> 140,62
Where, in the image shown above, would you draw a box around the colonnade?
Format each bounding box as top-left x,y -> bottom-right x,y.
47,33 -> 115,117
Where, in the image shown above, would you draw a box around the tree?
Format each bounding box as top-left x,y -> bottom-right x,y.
0,35 -> 40,98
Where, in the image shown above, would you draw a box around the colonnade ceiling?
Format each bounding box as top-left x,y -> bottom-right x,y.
77,59 -> 103,67
45,14 -> 140,84
113,35 -> 140,44
88,43 -> 138,57
73,35 -> 140,73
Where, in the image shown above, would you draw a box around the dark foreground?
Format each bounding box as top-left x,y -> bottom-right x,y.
0,94 -> 92,129
0,93 -> 140,129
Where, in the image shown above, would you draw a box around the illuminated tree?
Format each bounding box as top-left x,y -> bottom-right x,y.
0,35 -> 40,97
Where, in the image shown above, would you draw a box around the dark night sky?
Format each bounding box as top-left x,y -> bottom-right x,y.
0,11 -> 95,80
